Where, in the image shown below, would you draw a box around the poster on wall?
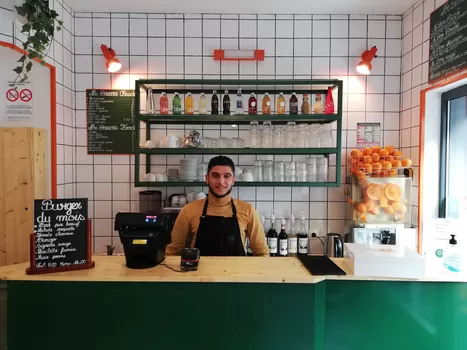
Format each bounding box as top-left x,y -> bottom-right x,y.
357,122 -> 381,148
4,81 -> 33,120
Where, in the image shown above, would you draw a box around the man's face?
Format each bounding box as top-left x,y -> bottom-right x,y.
205,165 -> 235,198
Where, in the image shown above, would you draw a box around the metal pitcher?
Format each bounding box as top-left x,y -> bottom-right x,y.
325,233 -> 343,258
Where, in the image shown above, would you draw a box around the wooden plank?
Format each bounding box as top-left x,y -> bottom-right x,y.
0,130 -> 5,266
33,128 -> 47,199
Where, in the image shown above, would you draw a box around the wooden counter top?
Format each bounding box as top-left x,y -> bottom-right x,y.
0,256 -> 465,283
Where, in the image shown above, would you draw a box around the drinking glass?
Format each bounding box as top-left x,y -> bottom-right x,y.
285,161 -> 296,182
307,156 -> 317,182
262,121 -> 272,148
308,124 -> 319,148
318,125 -> 333,148
285,122 -> 295,148
316,156 -> 328,182
218,137 -> 233,148
254,160 -> 263,181
297,124 -> 308,148
232,137 -> 245,148
273,127 -> 283,148
263,160 -> 274,181
274,161 -> 285,182
250,121 -> 259,148
297,162 -> 307,182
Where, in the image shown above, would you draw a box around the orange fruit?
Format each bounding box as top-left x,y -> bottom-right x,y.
382,161 -> 392,171
390,169 -> 398,176
372,162 -> 382,174
351,157 -> 359,166
350,149 -> 360,157
391,159 -> 402,168
372,146 -> 381,154
372,153 -> 380,162
381,170 -> 390,177
401,158 -> 412,167
392,202 -> 402,212
379,148 -> 389,157
369,206 -> 380,215
384,206 -> 395,215
358,161 -> 366,167
363,155 -> 372,164
393,150 -> 403,157
388,156 -> 394,162
398,204 -> 407,214
355,170 -> 365,178
356,202 -> 367,214
363,147 -> 373,156
364,163 -> 372,174
367,183 -> 383,200
386,145 -> 395,155
385,183 -> 402,201
365,200 -> 376,212
351,166 -> 359,174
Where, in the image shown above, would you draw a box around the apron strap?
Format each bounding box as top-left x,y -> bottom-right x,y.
231,199 -> 237,218
200,197 -> 209,218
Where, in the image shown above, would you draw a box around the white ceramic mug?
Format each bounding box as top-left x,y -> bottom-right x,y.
145,140 -> 154,148
148,173 -> 156,182
171,195 -> 179,206
156,173 -> 166,182
186,191 -> 196,203
195,192 -> 206,200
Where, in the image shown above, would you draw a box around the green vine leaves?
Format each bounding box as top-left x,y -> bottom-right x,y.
10,0 -> 63,87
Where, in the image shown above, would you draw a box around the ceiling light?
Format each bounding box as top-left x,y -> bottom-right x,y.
356,46 -> 377,75
100,44 -> 121,73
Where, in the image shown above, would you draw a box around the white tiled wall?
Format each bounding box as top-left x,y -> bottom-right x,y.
400,0 -> 445,227
0,0 -> 76,198
73,12 -> 403,253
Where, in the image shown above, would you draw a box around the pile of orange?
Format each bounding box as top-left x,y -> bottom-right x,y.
354,182 -> 408,223
348,145 -> 412,178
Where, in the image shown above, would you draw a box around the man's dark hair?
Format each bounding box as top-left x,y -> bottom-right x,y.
207,155 -> 235,174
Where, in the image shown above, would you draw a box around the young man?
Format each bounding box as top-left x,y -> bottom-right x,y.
166,155 -> 269,256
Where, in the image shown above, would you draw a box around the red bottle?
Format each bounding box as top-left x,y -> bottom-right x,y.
160,92 -> 169,114
248,93 -> 257,115
325,87 -> 334,114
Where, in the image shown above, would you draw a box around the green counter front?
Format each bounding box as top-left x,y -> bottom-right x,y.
1,256 -> 466,350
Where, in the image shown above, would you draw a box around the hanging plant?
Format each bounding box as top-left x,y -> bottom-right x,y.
11,0 -> 63,86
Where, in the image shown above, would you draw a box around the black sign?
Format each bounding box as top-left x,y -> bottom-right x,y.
86,89 -> 136,154
33,198 -> 88,269
429,0 -> 467,83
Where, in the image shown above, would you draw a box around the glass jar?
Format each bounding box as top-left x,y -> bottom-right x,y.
262,121 -> 272,148
316,156 -> 328,182
274,161 -> 285,182
285,161 -> 296,182
307,156 -> 317,182
249,121 -> 259,148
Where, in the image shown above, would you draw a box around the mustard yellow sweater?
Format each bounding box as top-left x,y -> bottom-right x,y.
166,194 -> 270,256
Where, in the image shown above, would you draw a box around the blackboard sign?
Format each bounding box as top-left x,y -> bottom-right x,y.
429,0 -> 467,83
26,198 -> 95,275
86,89 -> 136,154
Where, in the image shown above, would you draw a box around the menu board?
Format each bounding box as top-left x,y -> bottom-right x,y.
86,89 -> 136,154
357,123 -> 381,148
28,198 -> 92,273
429,0 -> 467,83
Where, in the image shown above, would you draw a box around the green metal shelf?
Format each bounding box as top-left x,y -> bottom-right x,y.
138,114 -> 339,125
137,148 -> 338,155
134,181 -> 339,188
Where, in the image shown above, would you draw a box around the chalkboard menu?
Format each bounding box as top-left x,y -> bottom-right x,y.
429,0 -> 467,83
26,198 -> 95,275
86,89 -> 136,154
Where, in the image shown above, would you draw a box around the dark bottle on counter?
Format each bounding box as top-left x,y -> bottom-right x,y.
211,90 -> 219,115
290,92 -> 299,115
267,213 -> 278,257
223,90 -> 230,115
245,237 -> 253,256
297,213 -> 308,255
279,218 -> 288,257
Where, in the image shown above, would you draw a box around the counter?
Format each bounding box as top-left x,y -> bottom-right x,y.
1,256 -> 466,350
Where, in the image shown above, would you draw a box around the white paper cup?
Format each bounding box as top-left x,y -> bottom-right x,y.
148,173 -> 156,182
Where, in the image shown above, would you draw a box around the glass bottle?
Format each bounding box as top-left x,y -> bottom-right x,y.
172,92 -> 181,115
185,92 -> 194,114
297,213 -> 308,256
287,212 -> 297,257
159,92 -> 169,114
199,92 -> 208,115
211,90 -> 219,115
277,92 -> 286,114
262,93 -> 271,114
236,88 -> 244,114
289,92 -> 298,115
279,217 -> 288,257
223,90 -> 230,115
248,93 -> 257,115
301,93 -> 311,114
267,212 -> 278,257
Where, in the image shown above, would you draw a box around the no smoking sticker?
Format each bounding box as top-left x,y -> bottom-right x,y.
4,82 -> 33,120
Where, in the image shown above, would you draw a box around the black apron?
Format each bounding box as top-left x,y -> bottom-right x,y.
194,197 -> 245,256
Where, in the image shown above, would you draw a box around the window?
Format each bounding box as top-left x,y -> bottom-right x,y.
439,84 -> 467,220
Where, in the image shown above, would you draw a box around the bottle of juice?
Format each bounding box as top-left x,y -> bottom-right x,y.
277,92 -> 286,114
262,93 -> 271,114
301,93 -> 310,114
289,92 -> 298,115
185,92 -> 194,114
313,93 -> 323,114
199,92 -> 208,115
248,93 -> 257,115
160,92 -> 168,114
173,92 -> 181,115
223,90 -> 230,115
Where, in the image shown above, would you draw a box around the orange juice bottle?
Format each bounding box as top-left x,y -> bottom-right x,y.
185,92 -> 194,114
262,93 -> 271,114
277,92 -> 286,114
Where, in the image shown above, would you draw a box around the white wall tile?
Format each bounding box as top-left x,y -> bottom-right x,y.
75,37 -> 92,54
294,57 -> 312,75
412,24 -> 423,48
167,37 -> 183,55
310,202 -> 327,219
276,20 -> 293,38
185,20 -> 202,37
275,38 -> 293,56
368,20 -> 386,38
367,94 -> 384,112
258,57 -> 275,75
386,57 -> 401,75
94,201 -> 112,218
349,20 -> 366,38
349,38 -> 366,57
130,37 -> 148,55
148,18 -> 166,36
413,4 -> 423,28
148,38 -> 165,56
330,57 -> 348,75
185,57 -> 202,74
367,76 -> 385,94
221,19 -> 238,37
331,39 -> 348,56
386,39 -> 402,57
258,20 -> 275,38
94,183 -> 112,200
313,20 -> 330,38
185,37 -> 202,55
385,76 -> 401,93
111,18 -> 128,36
312,57 -> 330,76
276,57 -> 293,75
313,38 -> 330,56
386,20 -> 402,38
75,18 -> 92,36
95,165 -> 112,182
148,56 -> 166,74
294,20 -> 312,38
93,18 -> 110,36
384,112 -> 400,130
331,19 -> 348,38
167,19 -> 183,37
294,39 -> 312,56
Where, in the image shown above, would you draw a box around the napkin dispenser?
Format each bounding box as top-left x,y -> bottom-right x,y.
115,212 -> 172,269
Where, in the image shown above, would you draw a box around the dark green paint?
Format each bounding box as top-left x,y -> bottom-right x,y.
134,181 -> 341,188
138,147 -> 338,155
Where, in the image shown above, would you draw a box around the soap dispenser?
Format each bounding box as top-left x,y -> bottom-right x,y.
444,234 -> 462,273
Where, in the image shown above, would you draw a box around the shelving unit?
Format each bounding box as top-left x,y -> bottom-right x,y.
134,79 -> 343,188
